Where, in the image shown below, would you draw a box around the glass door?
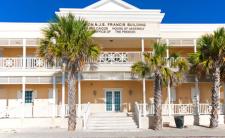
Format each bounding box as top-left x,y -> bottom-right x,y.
106,91 -> 113,111
105,90 -> 121,112
114,91 -> 121,112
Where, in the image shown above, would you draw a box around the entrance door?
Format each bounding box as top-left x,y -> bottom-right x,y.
105,90 -> 121,112
24,91 -> 33,117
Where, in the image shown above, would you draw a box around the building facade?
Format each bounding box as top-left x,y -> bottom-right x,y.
0,0 -> 225,129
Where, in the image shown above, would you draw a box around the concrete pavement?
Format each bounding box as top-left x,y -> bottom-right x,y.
1,126 -> 225,138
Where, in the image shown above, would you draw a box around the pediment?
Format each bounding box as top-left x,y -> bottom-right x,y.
85,0 -> 139,11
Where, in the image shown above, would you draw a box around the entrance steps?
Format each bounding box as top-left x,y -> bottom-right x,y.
86,112 -> 139,132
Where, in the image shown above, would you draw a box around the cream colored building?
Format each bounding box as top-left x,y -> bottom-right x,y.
0,0 -> 225,129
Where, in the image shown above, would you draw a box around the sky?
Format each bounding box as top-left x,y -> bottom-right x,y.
0,0 -> 225,23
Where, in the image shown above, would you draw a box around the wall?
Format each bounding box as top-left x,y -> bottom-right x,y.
1,48 -> 37,57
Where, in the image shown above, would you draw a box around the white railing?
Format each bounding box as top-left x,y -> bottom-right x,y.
199,104 -> 224,115
82,102 -> 91,129
0,57 -> 58,69
168,104 -> 193,115
26,57 -> 53,69
134,102 -> 141,128
0,57 -> 23,68
138,103 -> 224,116
88,52 -> 143,64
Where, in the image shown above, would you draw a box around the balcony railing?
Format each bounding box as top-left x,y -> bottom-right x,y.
0,52 -> 145,69
88,52 -> 143,64
137,103 -> 225,116
0,57 -> 58,69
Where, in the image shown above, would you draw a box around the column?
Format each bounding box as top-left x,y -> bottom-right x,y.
166,39 -> 171,115
22,39 -> 26,69
61,70 -> 66,118
22,76 -> 26,118
193,39 -> 200,125
22,39 -> 26,118
141,38 -> 147,116
78,72 -> 81,117
52,76 -> 56,117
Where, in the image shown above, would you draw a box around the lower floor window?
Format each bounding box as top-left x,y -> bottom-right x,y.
25,91 -> 33,103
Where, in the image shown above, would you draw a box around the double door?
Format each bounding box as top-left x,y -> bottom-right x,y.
105,90 -> 121,112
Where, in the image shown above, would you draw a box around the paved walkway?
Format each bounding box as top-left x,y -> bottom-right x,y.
1,126 -> 225,138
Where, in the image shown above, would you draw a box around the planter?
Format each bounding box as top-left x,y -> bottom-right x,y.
174,116 -> 184,128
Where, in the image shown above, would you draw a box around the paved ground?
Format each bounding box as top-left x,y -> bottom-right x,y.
1,126 -> 225,138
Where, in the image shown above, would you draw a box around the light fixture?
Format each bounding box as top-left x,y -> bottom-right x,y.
93,90 -> 97,96
129,89 -> 133,96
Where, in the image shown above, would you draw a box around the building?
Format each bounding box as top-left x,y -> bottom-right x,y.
0,0 -> 224,130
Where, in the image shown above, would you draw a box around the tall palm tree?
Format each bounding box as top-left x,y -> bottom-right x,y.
189,27 -> 225,128
39,14 -> 100,131
132,42 -> 188,130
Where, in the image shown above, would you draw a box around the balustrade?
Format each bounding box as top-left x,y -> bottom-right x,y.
137,103 -> 225,116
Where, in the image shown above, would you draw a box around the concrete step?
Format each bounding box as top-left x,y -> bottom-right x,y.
91,113 -> 127,117
87,126 -> 137,129
88,118 -> 134,121
84,129 -> 141,132
87,123 -> 137,127
86,112 -> 138,131
88,121 -> 136,124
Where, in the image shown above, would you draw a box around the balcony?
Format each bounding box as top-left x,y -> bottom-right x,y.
0,57 -> 58,69
0,52 -> 145,70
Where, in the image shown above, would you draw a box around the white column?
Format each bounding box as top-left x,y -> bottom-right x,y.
22,39 -> 26,118
22,39 -> 26,69
194,39 -> 197,53
61,70 -> 66,118
166,39 -> 171,115
78,72 -> 82,117
193,39 -> 200,126
22,76 -> 26,118
141,38 -> 145,61
52,76 -> 56,117
141,38 -> 147,116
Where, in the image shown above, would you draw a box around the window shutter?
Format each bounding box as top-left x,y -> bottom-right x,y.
48,89 -> 53,99
17,90 -> 22,103
33,90 -> 37,99
170,87 -> 176,103
17,90 -> 22,99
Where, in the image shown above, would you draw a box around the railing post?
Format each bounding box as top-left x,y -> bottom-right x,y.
22,76 -> 26,118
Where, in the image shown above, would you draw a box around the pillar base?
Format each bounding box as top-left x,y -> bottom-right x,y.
194,115 -> 200,126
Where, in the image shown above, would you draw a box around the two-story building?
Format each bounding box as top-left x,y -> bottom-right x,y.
0,0 -> 224,130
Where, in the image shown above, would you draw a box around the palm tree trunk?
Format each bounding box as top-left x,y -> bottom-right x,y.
68,71 -> 77,131
153,70 -> 163,130
210,66 -> 220,128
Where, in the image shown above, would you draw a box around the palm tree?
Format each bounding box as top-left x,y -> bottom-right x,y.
39,14 -> 100,131
189,27 -> 225,128
132,42 -> 188,130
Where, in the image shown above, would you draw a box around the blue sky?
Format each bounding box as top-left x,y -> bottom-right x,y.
0,0 -> 225,23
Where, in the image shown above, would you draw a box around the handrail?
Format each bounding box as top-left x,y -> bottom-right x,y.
134,102 -> 141,128
83,102 -> 91,129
